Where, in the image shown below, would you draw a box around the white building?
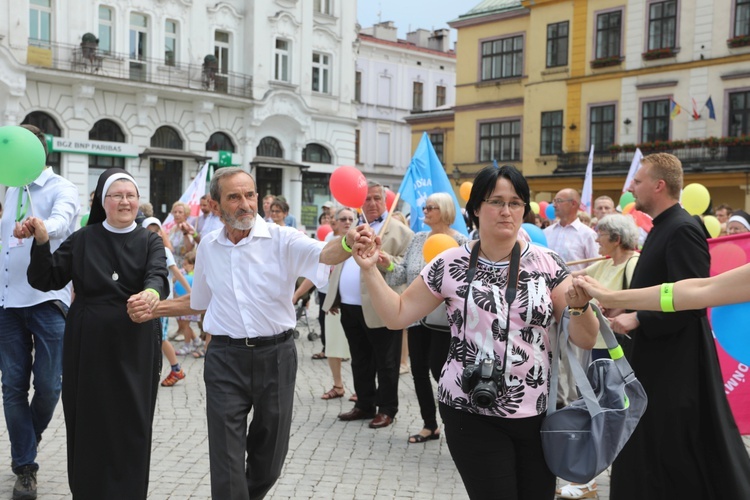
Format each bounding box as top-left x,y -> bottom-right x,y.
0,0 -> 358,227
356,22 -> 456,190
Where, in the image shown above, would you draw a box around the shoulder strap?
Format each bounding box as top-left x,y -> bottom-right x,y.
621,255 -> 637,290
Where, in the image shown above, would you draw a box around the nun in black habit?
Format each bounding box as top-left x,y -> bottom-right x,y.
24,168 -> 168,499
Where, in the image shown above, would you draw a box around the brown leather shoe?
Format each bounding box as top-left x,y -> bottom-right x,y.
368,413 -> 393,429
338,407 -> 376,421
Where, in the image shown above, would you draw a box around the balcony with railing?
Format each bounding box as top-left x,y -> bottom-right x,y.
25,39 -> 253,99
554,139 -> 750,176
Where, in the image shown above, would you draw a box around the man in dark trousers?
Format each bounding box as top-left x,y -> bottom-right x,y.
608,153 -> 750,499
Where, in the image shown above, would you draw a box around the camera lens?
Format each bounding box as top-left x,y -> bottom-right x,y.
471,382 -> 498,408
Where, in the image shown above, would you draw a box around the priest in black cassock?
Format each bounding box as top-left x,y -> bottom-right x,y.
606,153 -> 750,499
24,168 -> 168,500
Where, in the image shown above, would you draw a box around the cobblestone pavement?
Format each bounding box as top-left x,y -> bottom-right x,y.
0,312 -> 748,499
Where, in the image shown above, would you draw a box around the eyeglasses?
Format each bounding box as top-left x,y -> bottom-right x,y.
337,217 -> 355,222
422,205 -> 440,212
552,198 -> 575,205
483,199 -> 526,211
269,209 -> 283,214
105,193 -> 138,202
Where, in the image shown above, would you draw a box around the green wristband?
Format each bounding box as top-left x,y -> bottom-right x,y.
341,236 -> 352,253
660,283 -> 675,312
144,288 -> 160,299
386,261 -> 395,272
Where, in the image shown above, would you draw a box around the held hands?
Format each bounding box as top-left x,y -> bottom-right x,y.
16,217 -> 49,244
126,290 -> 159,323
572,275 -> 612,307
179,222 -> 195,237
565,282 -> 592,309
350,224 -> 380,270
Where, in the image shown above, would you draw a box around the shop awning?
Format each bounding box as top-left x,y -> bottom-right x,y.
250,156 -> 309,170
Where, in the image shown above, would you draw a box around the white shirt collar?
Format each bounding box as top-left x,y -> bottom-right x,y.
103,220 -> 137,233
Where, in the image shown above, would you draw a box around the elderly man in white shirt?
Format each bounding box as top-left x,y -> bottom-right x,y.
0,124 -> 79,500
128,167 -> 367,500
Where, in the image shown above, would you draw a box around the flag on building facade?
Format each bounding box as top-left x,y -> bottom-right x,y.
398,133 -> 468,235
692,98 -> 701,120
162,162 -> 212,233
670,99 -> 681,119
581,145 -> 594,215
706,97 -> 716,120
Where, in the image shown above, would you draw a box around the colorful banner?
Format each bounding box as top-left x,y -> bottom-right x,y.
708,232 -> 750,434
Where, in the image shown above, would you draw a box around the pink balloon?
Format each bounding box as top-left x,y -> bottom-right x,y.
539,201 -> 549,219
710,243 -> 747,276
385,189 -> 396,211
329,166 -> 367,208
316,223 -> 333,241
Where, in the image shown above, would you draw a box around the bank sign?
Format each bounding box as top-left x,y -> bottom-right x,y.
48,136 -> 140,158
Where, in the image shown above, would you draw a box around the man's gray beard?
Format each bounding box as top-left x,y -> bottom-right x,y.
222,209 -> 255,230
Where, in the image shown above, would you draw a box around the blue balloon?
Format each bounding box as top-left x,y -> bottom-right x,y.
545,203 -> 556,221
711,303 -> 750,365
522,223 -> 548,248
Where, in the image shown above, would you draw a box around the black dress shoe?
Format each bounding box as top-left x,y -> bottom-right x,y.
338,407 -> 376,421
368,413 -> 393,429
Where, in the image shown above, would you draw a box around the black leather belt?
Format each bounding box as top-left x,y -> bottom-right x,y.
212,329 -> 295,348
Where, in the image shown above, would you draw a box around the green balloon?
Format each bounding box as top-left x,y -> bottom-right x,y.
0,126 -> 46,187
619,192 -> 635,210
80,213 -> 90,227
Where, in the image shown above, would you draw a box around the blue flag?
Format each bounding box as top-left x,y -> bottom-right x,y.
398,133 -> 469,235
706,97 -> 716,120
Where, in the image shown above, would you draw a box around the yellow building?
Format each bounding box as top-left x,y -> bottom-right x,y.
418,0 -> 750,210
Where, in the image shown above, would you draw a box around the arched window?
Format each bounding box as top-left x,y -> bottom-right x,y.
256,136 -> 283,158
302,143 -> 332,164
21,111 -> 62,174
88,119 -> 127,193
151,126 -> 183,149
206,132 -> 235,152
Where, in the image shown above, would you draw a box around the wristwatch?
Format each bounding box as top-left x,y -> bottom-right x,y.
569,302 -> 590,316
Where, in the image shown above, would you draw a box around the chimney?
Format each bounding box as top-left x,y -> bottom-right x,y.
371,21 -> 398,42
406,29 -> 430,48
428,29 -> 451,52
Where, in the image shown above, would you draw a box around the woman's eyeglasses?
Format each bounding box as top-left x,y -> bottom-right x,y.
337,217 -> 355,222
422,205 -> 440,212
483,199 -> 526,210
105,194 -> 138,202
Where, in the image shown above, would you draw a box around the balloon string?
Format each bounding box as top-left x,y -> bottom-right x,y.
25,186 -> 36,218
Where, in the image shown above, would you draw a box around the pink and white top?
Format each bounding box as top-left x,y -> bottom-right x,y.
420,242 -> 569,418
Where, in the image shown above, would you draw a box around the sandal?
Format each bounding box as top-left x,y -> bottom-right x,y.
348,393 -> 357,402
556,480 -> 597,499
192,348 -> 206,358
408,429 -> 440,444
321,385 -> 344,400
312,352 -> 327,360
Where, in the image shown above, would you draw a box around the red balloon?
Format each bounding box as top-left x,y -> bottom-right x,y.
539,201 -> 549,219
316,223 -> 333,241
385,189 -> 396,211
329,166 -> 368,208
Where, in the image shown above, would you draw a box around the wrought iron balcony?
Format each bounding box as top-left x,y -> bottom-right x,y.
554,145 -> 750,176
24,40 -> 253,99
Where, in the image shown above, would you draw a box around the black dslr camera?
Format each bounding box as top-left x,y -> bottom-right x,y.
461,358 -> 505,408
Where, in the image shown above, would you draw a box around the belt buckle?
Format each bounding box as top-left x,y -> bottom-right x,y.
244,338 -> 255,348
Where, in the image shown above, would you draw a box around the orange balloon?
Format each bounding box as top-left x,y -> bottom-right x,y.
459,182 -> 473,202
622,202 -> 636,214
423,234 -> 459,263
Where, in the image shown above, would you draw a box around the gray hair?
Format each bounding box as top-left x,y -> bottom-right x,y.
426,192 -> 456,226
209,167 -> 254,202
597,214 -> 639,250
367,181 -> 386,197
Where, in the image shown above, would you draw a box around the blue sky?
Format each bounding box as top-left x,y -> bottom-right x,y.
357,0 -> 473,45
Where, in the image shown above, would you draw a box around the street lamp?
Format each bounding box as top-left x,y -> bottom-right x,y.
452,166 -> 462,186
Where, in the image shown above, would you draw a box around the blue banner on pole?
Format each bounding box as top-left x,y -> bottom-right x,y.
398,133 -> 468,235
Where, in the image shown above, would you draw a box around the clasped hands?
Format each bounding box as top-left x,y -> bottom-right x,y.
14,217 -> 49,244
568,275 -> 639,334
127,290 -> 159,323
350,224 -> 383,269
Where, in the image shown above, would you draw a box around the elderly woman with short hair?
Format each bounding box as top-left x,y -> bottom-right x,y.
384,192 -> 468,444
